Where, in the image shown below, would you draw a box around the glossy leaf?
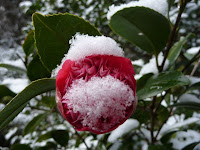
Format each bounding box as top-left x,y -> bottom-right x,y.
10,144 -> 32,150
109,7 -> 170,54
161,130 -> 177,144
33,12 -> 101,71
37,131 -> 52,142
172,102 -> 200,110
137,71 -> 190,100
52,130 -> 69,146
182,142 -> 200,150
167,33 -> 193,66
0,85 -> 16,100
0,63 -> 26,74
27,55 -> 51,81
23,30 -> 35,56
41,96 -> 56,108
0,78 -> 55,131
24,113 -> 47,135
136,73 -> 154,91
148,144 -> 174,150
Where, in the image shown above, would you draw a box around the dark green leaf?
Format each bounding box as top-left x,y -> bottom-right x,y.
36,142 -> 57,150
167,33 -> 193,66
24,113 -> 47,135
41,96 -> 56,108
37,131 -> 52,142
0,78 -> 55,131
137,71 -> 190,100
27,55 -> 51,81
33,12 -> 101,71
133,101 -> 150,124
161,130 -> 177,144
23,30 -> 35,56
0,63 -> 26,74
10,144 -> 32,150
52,130 -> 69,146
0,85 -> 16,99
172,102 -> 200,110
148,144 -> 174,150
188,82 -> 200,91
182,141 -> 200,150
137,73 -> 154,91
109,7 -> 170,54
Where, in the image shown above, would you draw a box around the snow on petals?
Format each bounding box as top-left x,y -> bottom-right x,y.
55,34 -> 137,134
107,0 -> 168,20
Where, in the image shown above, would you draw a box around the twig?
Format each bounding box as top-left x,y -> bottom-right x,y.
160,2 -> 187,72
190,59 -> 200,76
150,96 -> 156,143
182,50 -> 200,73
75,131 -> 91,150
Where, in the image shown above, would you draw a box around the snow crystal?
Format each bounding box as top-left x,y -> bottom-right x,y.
187,46 -> 200,54
170,130 -> 200,149
63,75 -> 135,131
52,34 -> 124,77
108,119 -> 139,143
140,53 -> 169,75
107,0 -> 168,20
67,33 -> 124,61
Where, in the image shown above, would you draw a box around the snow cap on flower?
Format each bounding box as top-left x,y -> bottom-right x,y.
107,0 -> 168,20
55,34 -> 137,134
52,33 -> 124,77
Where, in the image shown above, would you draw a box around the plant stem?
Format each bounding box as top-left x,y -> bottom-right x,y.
75,131 -> 91,150
150,96 -> 157,143
190,59 -> 200,76
182,50 -> 200,73
160,2 -> 186,72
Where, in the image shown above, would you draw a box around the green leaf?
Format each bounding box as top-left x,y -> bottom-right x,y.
109,7 -> 170,54
188,82 -> 200,91
160,130 -> 177,144
27,55 -> 51,81
41,96 -> 56,108
0,78 -> 55,131
24,113 -> 47,135
0,85 -> 16,100
148,144 -> 174,150
137,71 -> 190,100
10,144 -> 32,150
172,102 -> 200,110
32,12 -> 101,71
37,131 -> 52,142
167,33 -> 193,66
51,130 -> 69,146
182,142 -> 200,150
0,63 -> 26,74
137,73 -> 154,91
23,30 -> 35,56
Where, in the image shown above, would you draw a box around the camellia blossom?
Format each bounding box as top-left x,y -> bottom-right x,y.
55,34 -> 137,134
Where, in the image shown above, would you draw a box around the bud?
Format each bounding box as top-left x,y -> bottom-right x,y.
55,34 -> 137,134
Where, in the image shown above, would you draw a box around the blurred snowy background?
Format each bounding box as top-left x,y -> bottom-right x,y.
0,0 -> 200,150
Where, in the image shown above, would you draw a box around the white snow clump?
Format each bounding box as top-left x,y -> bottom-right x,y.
62,75 -> 135,130
52,33 -> 124,77
108,119 -> 139,143
107,0 -> 168,20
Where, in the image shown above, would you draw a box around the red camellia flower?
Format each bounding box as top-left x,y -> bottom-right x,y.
55,34 -> 137,134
